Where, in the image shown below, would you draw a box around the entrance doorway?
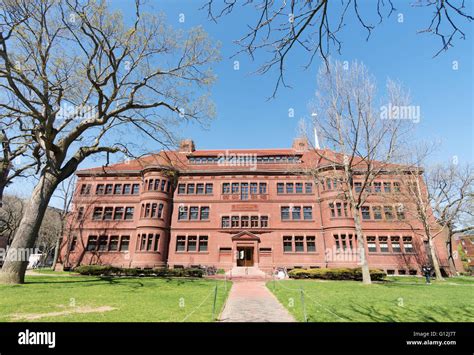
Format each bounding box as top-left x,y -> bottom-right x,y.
236,246 -> 254,267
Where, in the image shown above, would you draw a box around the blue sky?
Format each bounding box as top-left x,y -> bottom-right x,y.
8,0 -> 473,204
133,0 -> 472,161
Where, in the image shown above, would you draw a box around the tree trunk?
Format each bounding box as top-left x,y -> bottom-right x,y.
51,237 -> 61,271
353,207 -> 372,284
0,172 -> 58,284
428,236 -> 444,281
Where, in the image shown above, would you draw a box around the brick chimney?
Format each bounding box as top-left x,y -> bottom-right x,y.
179,139 -> 196,153
292,137 -> 309,152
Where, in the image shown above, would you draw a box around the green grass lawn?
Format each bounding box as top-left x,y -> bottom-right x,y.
268,277 -> 474,322
0,275 -> 231,322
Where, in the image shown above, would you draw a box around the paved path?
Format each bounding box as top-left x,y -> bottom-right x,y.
219,280 -> 295,322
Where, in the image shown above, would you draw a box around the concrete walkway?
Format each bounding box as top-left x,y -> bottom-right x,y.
219,280 -> 295,322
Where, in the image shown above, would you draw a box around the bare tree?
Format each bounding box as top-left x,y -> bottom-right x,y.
0,0 -> 219,284
300,60 -> 412,284
397,157 -> 473,280
0,194 -> 24,245
203,0 -> 473,97
51,176 -> 76,270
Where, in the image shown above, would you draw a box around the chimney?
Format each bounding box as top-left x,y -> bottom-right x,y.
292,137 -> 309,152
179,139 -> 195,153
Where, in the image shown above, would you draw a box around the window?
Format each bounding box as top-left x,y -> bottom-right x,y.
199,236 -> 208,252
140,234 -> 147,250
119,236 -> 130,251
196,183 -> 204,194
154,235 -> 160,252
176,236 -> 186,252
80,184 -> 91,195
343,203 -> 349,217
305,183 -> 313,194
277,183 -> 284,194
187,184 -> 195,194
374,182 -> 382,193
154,179 -> 161,191
260,216 -> 268,228
200,206 -> 210,220
147,234 -> 154,251
329,203 -> 335,218
303,206 -> 313,220
187,236 -> 197,251
372,206 -> 382,220
251,216 -> 259,228
123,184 -> 131,194
384,206 -> 394,220
98,235 -> 108,251
292,206 -> 301,220
367,236 -> 377,252
92,207 -> 103,220
206,183 -> 213,194
295,236 -> 304,252
241,183 -> 249,200
178,206 -> 188,220
231,183 -> 239,194
396,204 -> 405,220
178,184 -> 186,194
348,234 -> 354,250
222,183 -> 230,194
250,183 -> 258,194
326,179 -> 332,190
393,182 -> 401,193
87,236 -> 98,251
281,207 -> 290,220
354,182 -> 362,193
379,236 -> 389,252
361,206 -> 371,220
77,207 -> 84,220
295,183 -> 303,193
105,184 -> 113,195
157,204 -> 164,218
336,203 -> 342,217
124,207 -> 134,220
241,216 -> 249,228
96,184 -> 105,195
340,234 -> 347,251
190,207 -> 199,220
150,203 -> 157,218
144,204 -> 151,218
333,179 -> 338,189
306,236 -> 316,252
114,184 -> 122,195
109,236 -> 119,251
286,183 -> 294,194
231,216 -> 239,228
132,184 -> 140,194
221,216 -> 230,228
283,236 -> 293,252
160,180 -> 166,192
334,235 -> 341,252
259,183 -> 267,194
391,236 -> 401,252
403,237 -> 413,252
383,182 -> 391,193
69,236 -> 77,251
114,207 -> 124,220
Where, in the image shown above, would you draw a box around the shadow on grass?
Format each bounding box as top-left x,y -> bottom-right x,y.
342,303 -> 472,322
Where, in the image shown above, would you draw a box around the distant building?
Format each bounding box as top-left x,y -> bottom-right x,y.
58,138 -> 452,276
454,232 -> 474,273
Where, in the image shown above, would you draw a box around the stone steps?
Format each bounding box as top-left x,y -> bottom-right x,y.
226,267 -> 268,279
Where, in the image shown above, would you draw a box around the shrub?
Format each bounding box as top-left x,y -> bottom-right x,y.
73,265 -> 204,278
288,267 -> 386,281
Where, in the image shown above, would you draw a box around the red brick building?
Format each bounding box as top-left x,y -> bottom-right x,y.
58,138 -> 452,276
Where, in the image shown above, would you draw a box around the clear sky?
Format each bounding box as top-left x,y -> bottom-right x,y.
8,0 -> 473,206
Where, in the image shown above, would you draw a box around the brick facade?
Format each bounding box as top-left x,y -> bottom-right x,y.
58,139 -> 452,276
